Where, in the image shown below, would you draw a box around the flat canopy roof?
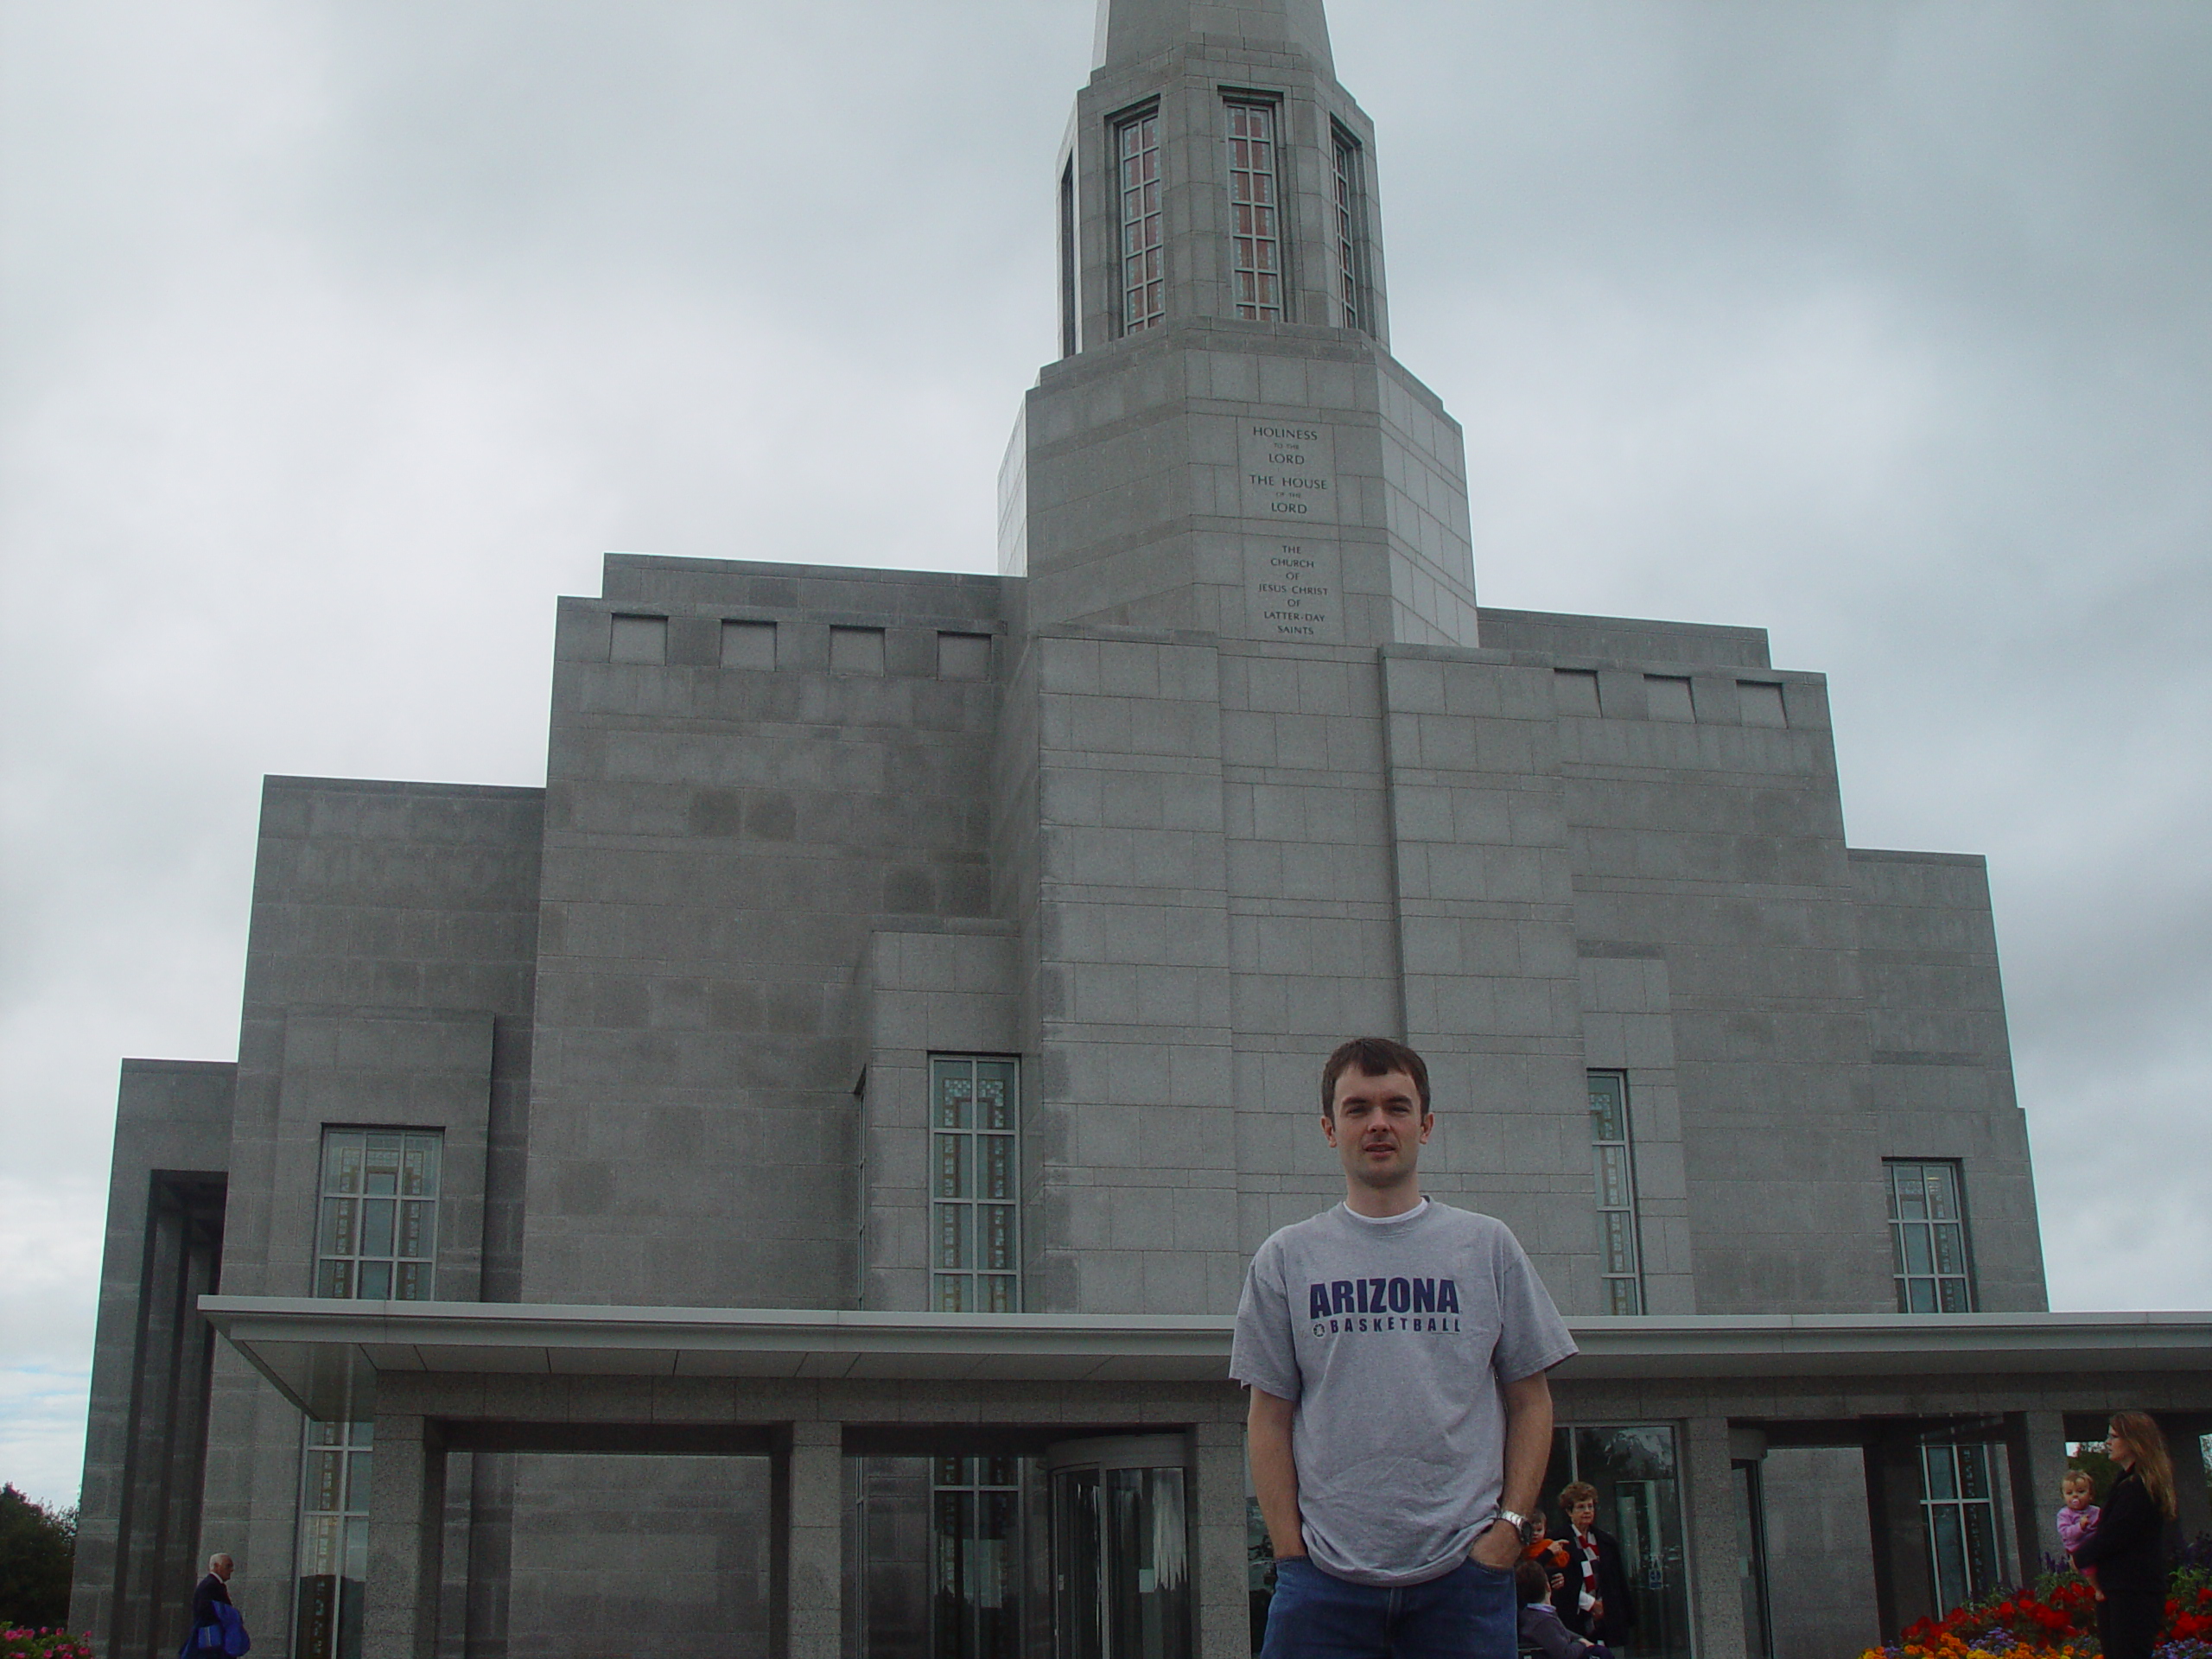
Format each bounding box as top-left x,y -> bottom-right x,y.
200,1296 -> 2212,1420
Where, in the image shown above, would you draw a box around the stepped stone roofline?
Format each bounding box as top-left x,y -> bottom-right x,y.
1476,607 -> 1774,671
261,773 -> 543,801
1093,0 -> 1333,72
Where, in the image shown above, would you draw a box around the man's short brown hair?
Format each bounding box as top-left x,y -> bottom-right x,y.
1319,1038 -> 1431,1118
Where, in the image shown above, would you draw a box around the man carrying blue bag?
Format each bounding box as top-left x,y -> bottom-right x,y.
184,1553 -> 251,1656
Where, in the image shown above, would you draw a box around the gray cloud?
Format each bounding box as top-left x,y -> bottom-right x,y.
2,0 -> 2204,1503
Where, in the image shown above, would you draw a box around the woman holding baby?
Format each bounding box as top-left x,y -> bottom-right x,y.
2069,1411 -> 2183,1659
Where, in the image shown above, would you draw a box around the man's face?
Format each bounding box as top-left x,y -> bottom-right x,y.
1322,1067 -> 1431,1187
212,1557 -> 233,1581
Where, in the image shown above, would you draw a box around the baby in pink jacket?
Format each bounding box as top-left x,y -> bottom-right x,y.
2056,1470 -> 2103,1600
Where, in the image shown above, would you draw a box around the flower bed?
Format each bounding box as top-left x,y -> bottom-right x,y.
1859,1560 -> 2212,1659
0,1632 -> 94,1659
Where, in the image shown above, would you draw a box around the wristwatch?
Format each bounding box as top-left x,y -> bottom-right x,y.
1495,1508 -> 1535,1545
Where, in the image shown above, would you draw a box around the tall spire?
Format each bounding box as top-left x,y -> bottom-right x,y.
1006,0 -> 1478,651
1091,0 -> 1333,74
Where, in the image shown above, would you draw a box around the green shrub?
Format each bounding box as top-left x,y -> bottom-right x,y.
0,1487 -> 75,1632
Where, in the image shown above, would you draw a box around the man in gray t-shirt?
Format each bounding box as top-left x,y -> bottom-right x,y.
1231,1037 -> 1576,1659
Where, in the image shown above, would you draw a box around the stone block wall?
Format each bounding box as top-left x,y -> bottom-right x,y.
1852,849 -> 2044,1313
70,1060 -> 235,1659
504,1453 -> 772,1659
519,557 -> 1005,1311
200,775 -> 545,1653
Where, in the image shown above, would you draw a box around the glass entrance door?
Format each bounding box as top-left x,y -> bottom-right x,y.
1541,1425 -> 1695,1659
1048,1436 -> 1192,1659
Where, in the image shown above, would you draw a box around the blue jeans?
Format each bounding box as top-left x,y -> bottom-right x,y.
1259,1554 -> 1519,1659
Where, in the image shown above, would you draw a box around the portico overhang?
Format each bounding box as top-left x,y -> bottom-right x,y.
199,1296 -> 2212,1421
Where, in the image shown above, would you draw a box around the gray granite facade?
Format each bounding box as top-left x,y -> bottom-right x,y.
72,3 -> 2207,1659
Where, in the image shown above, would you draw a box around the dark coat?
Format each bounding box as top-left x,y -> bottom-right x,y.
190,1573 -> 232,1632
1555,1524 -> 1637,1646
2071,1468 -> 2177,1599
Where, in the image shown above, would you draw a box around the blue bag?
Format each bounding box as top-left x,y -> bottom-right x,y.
179,1605 -> 251,1656
215,1602 -> 252,1656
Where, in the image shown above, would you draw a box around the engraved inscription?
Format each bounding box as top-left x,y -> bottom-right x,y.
1243,536 -> 1344,644
1238,421 -> 1340,525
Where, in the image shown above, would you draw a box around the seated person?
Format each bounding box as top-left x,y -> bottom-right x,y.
1516,1559 -> 1611,1659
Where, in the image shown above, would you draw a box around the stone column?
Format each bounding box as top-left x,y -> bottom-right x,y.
115,1184 -> 187,1654
462,1450 -> 516,1659
1192,1421 -> 1248,1659
2004,1411 -> 2069,1580
771,1420 -> 842,1659
1864,1428 -> 1935,1639
365,1413 -> 446,1659
2150,1413 -> 2212,1543
1683,1417 -> 1747,1659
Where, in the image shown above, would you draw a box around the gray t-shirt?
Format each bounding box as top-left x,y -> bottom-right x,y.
1229,1200 -> 1576,1586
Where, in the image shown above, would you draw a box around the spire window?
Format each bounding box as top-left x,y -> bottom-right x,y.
1225,101 -> 1284,321
1116,111 -> 1164,334
1332,125 -> 1371,333
1059,158 -> 1079,358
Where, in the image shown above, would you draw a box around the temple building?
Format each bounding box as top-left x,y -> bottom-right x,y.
69,2 -> 2211,1657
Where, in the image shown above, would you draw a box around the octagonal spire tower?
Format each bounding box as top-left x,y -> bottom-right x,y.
1093,0 -> 1333,74
999,0 -> 1478,648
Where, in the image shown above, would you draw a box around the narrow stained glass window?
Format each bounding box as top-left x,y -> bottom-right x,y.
1919,1441 -> 2005,1612
1885,1160 -> 1974,1313
931,1456 -> 1026,1659
294,1417 -> 372,1659
1117,112 -> 1164,334
1587,1073 -> 1644,1315
1060,158 -> 1079,359
931,1057 -> 1020,1313
1332,126 -> 1368,332
1226,102 -> 1284,321
299,1129 -> 438,1656
315,1128 -> 440,1302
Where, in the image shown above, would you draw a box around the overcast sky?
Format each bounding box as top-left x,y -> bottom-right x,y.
2,0 -> 2207,1508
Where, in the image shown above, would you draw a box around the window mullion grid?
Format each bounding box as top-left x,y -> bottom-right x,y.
931,1454 -> 1024,1653
1918,1440 -> 2000,1612
1117,112 -> 1163,334
1225,101 -> 1283,321
931,1057 -> 1020,1313
1886,1160 -> 1972,1313
1332,130 -> 1363,330
294,1416 -> 372,1659
932,1091 -> 973,1311
316,1128 -> 439,1302
1586,1073 -> 1643,1314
